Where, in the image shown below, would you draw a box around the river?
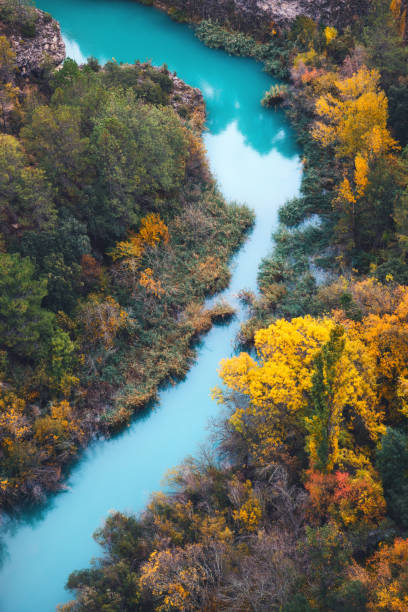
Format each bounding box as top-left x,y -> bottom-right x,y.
0,1 -> 301,610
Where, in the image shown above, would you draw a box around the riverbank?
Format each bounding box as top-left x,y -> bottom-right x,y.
0,10 -> 254,512
137,0 -> 367,35
167,12 -> 408,346
0,2 -> 301,607
58,1 -> 408,610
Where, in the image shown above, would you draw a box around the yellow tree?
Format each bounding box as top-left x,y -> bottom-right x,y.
80,295 -> 128,351
34,400 -> 83,462
111,213 -> 169,262
218,315 -> 383,468
0,390 -> 30,491
348,287 -> 408,416
313,67 -> 397,160
390,0 -> 407,39
0,36 -> 16,83
140,544 -> 219,611
313,66 -> 398,212
111,213 -> 169,298
318,279 -> 408,422
139,267 -> 164,297
351,538 -> 408,611
0,82 -> 20,130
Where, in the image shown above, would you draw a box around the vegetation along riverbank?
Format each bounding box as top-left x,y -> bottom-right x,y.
58,0 -> 408,610
0,0 -> 253,511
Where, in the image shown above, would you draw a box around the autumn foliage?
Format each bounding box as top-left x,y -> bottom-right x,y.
0,25 -> 253,510
4,0 -> 408,608
219,314 -> 384,470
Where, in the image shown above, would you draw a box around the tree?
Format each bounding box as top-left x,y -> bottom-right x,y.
79,295 -> 128,352
80,254 -> 103,292
0,134 -> 55,238
353,538 -> 408,611
0,390 -> 29,454
392,148 -> 408,258
357,288 -> 408,413
111,213 -> 169,262
17,213 -> 91,312
111,213 -> 169,298
21,104 -> 90,207
313,67 -> 398,161
0,1 -> 37,37
377,428 -> 408,528
0,35 -> 16,83
34,400 -> 82,460
0,252 -> 54,361
62,512 -> 154,611
140,543 -> 223,611
299,523 -> 353,612
48,328 -> 78,395
0,82 -> 20,130
90,90 -> 187,242
219,315 -> 383,466
312,66 -> 398,245
363,0 -> 408,90
305,326 -> 346,471
305,469 -> 386,528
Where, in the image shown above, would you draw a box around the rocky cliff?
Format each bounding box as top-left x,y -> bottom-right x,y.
154,0 -> 370,33
2,9 -> 65,78
170,73 -> 205,116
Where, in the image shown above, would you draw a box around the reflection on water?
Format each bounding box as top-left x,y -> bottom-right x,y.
206,98 -> 296,156
0,1 -> 301,610
204,120 -> 300,212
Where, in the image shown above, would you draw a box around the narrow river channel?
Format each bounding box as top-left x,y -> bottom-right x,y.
0,1 -> 301,609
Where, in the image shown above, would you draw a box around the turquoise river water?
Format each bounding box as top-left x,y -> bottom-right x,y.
0,1 -> 302,610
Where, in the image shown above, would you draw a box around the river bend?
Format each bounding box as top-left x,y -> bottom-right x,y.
0,1 -> 301,609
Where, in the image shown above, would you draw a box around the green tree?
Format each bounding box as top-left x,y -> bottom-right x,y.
89,90 -> 187,242
305,326 -> 346,472
0,134 -> 56,239
0,252 -> 54,361
17,213 -> 91,312
377,427 -> 408,528
300,523 -> 352,611
49,328 -> 76,388
64,513 -> 145,611
21,104 -> 90,207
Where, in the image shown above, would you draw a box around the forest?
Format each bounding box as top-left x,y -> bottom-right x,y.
56,0 -> 408,610
2,0 -> 408,609
0,1 -> 253,509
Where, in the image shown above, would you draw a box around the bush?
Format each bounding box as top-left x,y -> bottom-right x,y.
195,20 -> 259,57
0,0 -> 37,37
261,84 -> 288,107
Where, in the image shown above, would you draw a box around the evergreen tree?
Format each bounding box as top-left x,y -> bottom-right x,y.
0,252 -> 54,361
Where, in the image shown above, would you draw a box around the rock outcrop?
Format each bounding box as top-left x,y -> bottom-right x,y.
154,0 -> 370,32
4,9 -> 65,78
170,74 -> 205,117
